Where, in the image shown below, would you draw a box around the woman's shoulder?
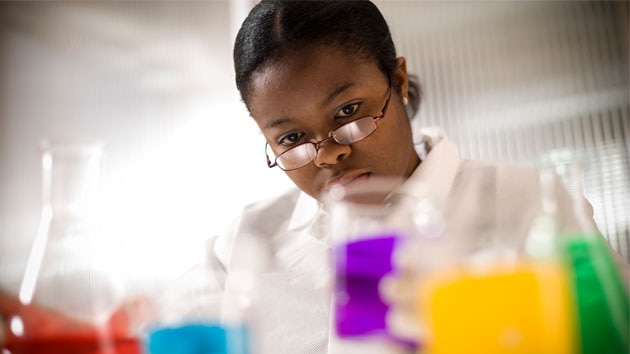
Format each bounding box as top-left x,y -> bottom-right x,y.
239,187 -> 303,223
218,187 -> 303,240
212,187 -> 303,271
446,159 -> 545,244
454,158 -> 544,221
456,158 -> 541,190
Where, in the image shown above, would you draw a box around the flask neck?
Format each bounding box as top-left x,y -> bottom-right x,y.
555,160 -> 595,234
40,139 -> 104,222
540,149 -> 594,234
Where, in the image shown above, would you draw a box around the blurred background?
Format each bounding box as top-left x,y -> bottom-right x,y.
0,1 -> 628,294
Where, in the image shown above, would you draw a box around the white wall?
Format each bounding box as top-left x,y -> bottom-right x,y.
0,1 -> 292,292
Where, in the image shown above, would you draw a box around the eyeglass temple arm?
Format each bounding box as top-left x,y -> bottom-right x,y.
265,142 -> 277,168
379,77 -> 393,117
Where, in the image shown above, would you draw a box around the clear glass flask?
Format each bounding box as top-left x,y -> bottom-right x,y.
2,138 -> 141,354
323,177 -> 420,353
540,149 -> 629,354
143,236 -> 258,354
414,166 -> 576,354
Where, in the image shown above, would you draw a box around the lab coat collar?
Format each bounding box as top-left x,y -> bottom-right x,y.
403,126 -> 461,208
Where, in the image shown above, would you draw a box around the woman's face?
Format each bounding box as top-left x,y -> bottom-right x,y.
248,44 -> 420,201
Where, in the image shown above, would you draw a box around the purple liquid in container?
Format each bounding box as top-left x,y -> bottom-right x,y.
333,233 -> 399,337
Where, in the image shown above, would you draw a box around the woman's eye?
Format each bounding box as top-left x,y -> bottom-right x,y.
336,103 -> 360,118
278,132 -> 304,147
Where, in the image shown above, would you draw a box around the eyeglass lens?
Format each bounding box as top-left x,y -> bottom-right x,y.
332,116 -> 379,145
276,116 -> 377,170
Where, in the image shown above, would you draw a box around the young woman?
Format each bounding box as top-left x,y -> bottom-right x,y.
212,1 -> 629,353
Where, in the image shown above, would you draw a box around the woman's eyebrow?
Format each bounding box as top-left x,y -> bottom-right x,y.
263,117 -> 291,130
263,83 -> 356,130
320,82 -> 354,109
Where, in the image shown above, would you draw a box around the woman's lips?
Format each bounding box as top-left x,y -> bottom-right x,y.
324,171 -> 372,191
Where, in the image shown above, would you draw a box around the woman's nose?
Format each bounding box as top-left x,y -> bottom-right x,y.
313,140 -> 351,167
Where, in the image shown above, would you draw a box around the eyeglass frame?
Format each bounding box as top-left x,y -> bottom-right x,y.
265,80 -> 393,171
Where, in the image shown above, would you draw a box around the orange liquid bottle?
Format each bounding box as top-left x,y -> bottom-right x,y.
418,259 -> 576,354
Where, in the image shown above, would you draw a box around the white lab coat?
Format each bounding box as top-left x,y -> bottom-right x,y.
210,127 -> 629,354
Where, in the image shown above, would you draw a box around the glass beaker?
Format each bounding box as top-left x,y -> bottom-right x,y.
1,138 -> 141,354
143,235 -> 263,354
143,263 -> 250,354
414,164 -> 576,354
323,177 -> 418,348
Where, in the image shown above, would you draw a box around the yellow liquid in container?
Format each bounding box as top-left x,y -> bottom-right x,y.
418,260 -> 576,354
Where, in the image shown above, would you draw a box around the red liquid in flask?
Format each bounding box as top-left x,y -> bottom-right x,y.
6,336 -> 141,354
1,290 -> 142,354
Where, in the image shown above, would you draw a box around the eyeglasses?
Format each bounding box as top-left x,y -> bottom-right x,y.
266,84 -> 392,171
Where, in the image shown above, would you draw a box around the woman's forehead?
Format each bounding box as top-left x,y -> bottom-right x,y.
248,46 -> 385,109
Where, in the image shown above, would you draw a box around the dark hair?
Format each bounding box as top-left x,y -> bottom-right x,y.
234,0 -> 422,119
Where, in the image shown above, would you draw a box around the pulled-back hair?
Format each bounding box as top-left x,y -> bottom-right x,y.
234,0 -> 422,119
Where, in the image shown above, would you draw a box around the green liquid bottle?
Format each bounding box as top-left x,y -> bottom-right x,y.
564,232 -> 628,354
541,149 -> 629,354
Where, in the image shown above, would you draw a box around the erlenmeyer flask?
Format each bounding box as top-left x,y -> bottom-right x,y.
2,138 -> 141,354
540,149 -> 629,354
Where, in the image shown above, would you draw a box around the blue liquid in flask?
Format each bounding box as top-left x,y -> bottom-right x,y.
147,323 -> 250,354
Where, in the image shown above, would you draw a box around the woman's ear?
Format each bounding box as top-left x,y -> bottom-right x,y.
393,57 -> 409,101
